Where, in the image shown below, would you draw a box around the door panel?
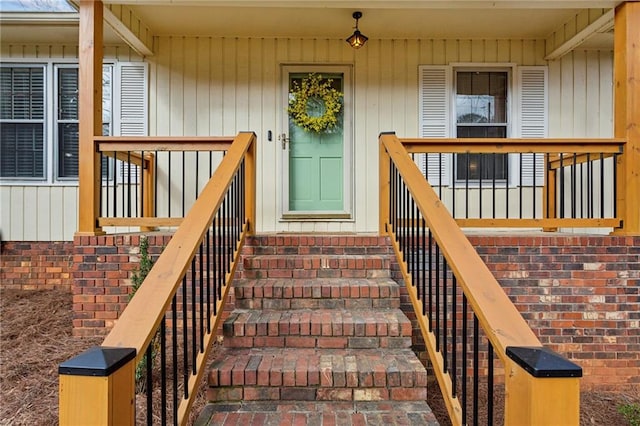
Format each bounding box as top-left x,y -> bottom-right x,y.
285,70 -> 347,214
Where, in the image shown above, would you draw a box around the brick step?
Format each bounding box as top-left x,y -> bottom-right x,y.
223,309 -> 412,349
242,235 -> 395,257
195,401 -> 439,426
240,255 -> 394,279
208,348 -> 428,402
233,278 -> 401,310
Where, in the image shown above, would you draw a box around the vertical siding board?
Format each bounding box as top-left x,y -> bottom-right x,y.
36,187 -> 51,241
222,37 -> 237,133
560,53 -> 575,137
586,50 -> 601,136
170,37 -> 185,136
23,189 -> 38,240
10,187 -> 24,240
0,188 -> 11,241
49,186 -> 65,241
260,37 -> 277,233
63,187 -> 78,240
548,59 -> 562,136
182,37 -> 198,136
236,38 -> 250,131
471,39 -> 485,63
572,50 -> 588,137
210,37 -> 224,134
497,39 -> 511,63
432,39 -> 446,65
459,39 -> 472,63
599,50 -> 614,137
484,39 -> 498,62
196,37 -> 211,136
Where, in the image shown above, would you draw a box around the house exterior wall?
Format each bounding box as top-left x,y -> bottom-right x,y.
147,36 -> 613,234
0,43 -> 143,242
0,38 -> 614,240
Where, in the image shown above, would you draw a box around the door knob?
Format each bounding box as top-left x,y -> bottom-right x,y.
278,133 -> 289,150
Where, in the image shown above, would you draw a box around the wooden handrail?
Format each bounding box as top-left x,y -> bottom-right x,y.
381,133 -> 541,355
380,133 -> 581,425
102,132 -> 255,354
401,137 -> 624,154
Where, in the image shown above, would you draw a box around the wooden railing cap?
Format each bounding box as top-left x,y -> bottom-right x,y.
506,346 -> 583,378
59,346 -> 136,377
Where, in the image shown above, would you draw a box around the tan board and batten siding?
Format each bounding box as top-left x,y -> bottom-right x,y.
0,38 -> 614,241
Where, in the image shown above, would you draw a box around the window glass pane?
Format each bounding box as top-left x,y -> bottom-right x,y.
58,122 -> 78,178
0,123 -> 44,178
456,72 -> 507,124
58,68 -> 78,120
457,153 -> 508,181
0,67 -> 44,120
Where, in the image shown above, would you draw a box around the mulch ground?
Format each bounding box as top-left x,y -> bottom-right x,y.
0,288 -> 637,425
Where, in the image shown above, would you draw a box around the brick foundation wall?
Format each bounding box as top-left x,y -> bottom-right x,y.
0,241 -> 74,290
4,233 -> 637,390
72,234 -> 172,337
467,234 -> 640,392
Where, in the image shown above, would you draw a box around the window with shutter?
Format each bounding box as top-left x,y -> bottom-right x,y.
517,66 -> 547,186
418,65 -> 451,186
115,62 -> 148,183
0,66 -> 45,179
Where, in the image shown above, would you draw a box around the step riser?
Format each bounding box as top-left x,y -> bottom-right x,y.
224,336 -> 413,349
235,298 -> 400,309
207,387 -> 427,402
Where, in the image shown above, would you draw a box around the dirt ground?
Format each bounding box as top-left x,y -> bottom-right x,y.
0,288 -> 637,425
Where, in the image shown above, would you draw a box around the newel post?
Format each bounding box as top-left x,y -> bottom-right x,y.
77,0 -> 104,236
379,133 -> 393,234
504,346 -> 582,425
614,1 -> 640,235
59,347 -> 136,425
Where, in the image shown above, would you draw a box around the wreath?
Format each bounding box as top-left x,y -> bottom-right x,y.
288,73 -> 343,133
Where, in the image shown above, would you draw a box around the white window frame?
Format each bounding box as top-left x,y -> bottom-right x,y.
452,65 -> 513,187
0,63 -> 47,181
0,60 -> 124,186
419,63 -> 547,189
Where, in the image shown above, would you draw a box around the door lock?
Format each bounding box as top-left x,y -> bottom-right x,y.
278,133 -> 289,150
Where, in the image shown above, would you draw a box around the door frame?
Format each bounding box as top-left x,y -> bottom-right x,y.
280,64 -> 354,220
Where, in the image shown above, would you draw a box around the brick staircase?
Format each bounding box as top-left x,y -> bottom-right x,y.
196,235 -> 438,425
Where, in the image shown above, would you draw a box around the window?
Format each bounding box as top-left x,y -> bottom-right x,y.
0,66 -> 45,179
0,62 -> 129,182
455,71 -> 508,181
55,65 -> 113,179
419,65 -> 547,187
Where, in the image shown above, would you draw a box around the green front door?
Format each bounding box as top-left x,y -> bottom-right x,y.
287,72 -> 345,213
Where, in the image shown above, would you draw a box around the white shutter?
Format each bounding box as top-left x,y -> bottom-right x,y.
114,62 -> 148,182
517,66 -> 547,186
419,65 -> 451,186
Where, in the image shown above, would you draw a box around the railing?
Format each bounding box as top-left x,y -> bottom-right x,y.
402,137 -> 624,230
59,132 -> 256,425
96,137 -> 241,231
380,133 -> 582,425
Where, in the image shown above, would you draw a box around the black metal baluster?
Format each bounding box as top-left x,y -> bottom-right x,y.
452,275 -> 457,397
443,260 -> 448,373
168,152 -> 172,217
428,229 -> 433,332
571,153 -> 577,218
191,258 -> 197,374
172,296 -> 178,425
112,151 -> 117,217
559,154 -> 565,218
145,341 -> 153,426
519,153 -> 524,218
160,315 -> 167,426
532,153 -> 537,218
600,153 -> 606,218
140,150 -> 144,219
462,294 -> 468,425
488,342 -> 495,426
199,242 -> 205,351
435,244 -> 440,351
182,276 -> 189,399
473,314 -> 479,426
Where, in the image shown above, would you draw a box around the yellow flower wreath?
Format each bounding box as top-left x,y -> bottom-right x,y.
288,73 -> 343,133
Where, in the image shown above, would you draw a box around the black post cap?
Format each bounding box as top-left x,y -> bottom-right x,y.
59,346 -> 136,377
506,346 -> 582,378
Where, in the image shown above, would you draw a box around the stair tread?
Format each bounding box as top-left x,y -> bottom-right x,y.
224,308 -> 412,336
209,347 -> 427,389
195,401 -> 439,426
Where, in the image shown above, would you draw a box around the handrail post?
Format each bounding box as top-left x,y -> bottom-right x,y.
542,155 -> 558,232
379,132 -> 393,233
243,132 -> 257,234
59,346 -> 136,425
140,154 -> 156,232
504,346 -> 582,425
77,0 -> 105,236
613,1 -> 640,235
